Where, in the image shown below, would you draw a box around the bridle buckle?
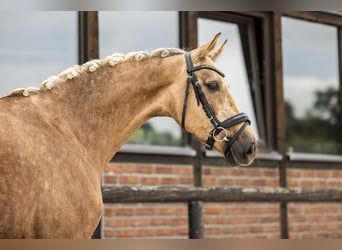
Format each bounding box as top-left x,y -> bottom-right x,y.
212,127 -> 229,143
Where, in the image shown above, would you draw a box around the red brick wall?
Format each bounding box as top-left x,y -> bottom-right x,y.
102,162 -> 342,238
287,168 -> 342,239
102,163 -> 280,239
103,203 -> 188,238
202,166 -> 280,239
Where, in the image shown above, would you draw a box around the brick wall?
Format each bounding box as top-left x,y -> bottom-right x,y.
202,166 -> 280,239
103,163 -> 191,238
103,203 -> 188,238
287,168 -> 342,239
102,163 -> 280,239
102,162 -> 342,239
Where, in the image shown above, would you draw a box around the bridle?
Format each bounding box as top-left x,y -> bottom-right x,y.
181,52 -> 251,154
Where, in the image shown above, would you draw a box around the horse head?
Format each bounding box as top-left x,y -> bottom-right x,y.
177,33 -> 256,166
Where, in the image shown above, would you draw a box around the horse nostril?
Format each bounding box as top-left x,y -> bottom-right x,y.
245,142 -> 256,158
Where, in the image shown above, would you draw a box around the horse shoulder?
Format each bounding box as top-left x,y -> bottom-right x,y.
0,98 -> 102,238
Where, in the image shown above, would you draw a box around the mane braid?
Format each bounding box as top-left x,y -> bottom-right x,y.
2,48 -> 185,98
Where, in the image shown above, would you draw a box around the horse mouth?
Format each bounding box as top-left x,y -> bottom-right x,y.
224,138 -> 256,167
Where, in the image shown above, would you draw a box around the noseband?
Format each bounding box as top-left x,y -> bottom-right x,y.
181,52 -> 251,153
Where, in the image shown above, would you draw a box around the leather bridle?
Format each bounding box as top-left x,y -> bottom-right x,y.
181,52 -> 251,154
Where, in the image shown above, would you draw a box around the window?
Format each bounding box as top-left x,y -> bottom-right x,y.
0,12 -> 77,97
99,11 -> 182,146
282,16 -> 341,155
198,17 -> 261,141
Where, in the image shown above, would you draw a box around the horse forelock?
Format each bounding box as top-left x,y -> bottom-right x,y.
2,48 -> 185,98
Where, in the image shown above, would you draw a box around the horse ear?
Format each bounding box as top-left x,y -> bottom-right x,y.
210,39 -> 227,62
194,32 -> 222,59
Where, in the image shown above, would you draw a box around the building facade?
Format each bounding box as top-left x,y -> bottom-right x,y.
1,11 -> 342,238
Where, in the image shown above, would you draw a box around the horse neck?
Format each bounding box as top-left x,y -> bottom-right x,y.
41,53 -> 185,166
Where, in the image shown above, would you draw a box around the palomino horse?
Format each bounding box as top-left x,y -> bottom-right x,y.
0,33 -> 256,238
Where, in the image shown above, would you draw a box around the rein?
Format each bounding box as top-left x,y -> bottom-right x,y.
181,52 -> 251,153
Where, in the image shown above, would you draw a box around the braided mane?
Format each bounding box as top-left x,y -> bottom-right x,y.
3,48 -> 185,98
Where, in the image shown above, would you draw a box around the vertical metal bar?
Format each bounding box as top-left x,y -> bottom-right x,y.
179,11 -> 198,51
192,141 -> 203,187
263,13 -> 275,149
271,12 -> 289,239
78,11 -> 101,239
78,11 -> 88,64
188,201 -> 204,239
180,12 -> 204,239
78,11 -> 99,64
337,26 -> 342,153
188,140 -> 205,239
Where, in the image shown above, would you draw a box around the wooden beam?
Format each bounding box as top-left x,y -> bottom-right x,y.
283,11 -> 342,26
102,186 -> 342,203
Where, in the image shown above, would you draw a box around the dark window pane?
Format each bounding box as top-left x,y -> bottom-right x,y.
282,17 -> 341,154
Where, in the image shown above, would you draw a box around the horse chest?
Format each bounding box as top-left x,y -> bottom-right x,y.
0,141 -> 103,238
34,168 -> 103,238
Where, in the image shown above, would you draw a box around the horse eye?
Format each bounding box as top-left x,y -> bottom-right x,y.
206,81 -> 220,91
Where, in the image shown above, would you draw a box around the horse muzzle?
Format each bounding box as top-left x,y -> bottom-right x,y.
224,134 -> 256,167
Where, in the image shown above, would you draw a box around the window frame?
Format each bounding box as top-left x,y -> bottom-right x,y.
281,11 -> 342,163
80,11 -> 342,167
197,12 -> 267,147
180,11 -> 277,166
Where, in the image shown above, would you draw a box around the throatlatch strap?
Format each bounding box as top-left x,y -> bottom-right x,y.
194,83 -> 220,127
181,76 -> 192,129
